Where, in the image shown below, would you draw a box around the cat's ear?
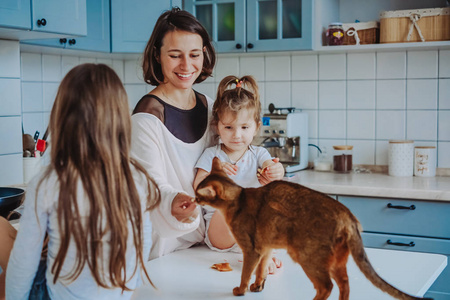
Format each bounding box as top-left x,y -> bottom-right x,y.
211,157 -> 224,172
197,185 -> 217,198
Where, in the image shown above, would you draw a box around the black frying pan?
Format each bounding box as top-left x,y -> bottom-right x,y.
0,187 -> 25,218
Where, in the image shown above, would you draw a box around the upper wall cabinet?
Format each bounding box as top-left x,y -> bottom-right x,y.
0,0 -> 30,30
184,0 -> 313,53
22,0 -> 110,52
0,0 -> 87,40
110,0 -> 181,53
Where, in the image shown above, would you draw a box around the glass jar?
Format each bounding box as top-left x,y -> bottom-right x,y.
333,145 -> 353,173
314,146 -> 332,172
326,22 -> 344,46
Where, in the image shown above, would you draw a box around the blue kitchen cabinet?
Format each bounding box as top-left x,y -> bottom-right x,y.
31,0 -> 86,36
184,0 -> 313,53
0,0 -> 86,40
338,196 -> 450,299
183,0 -> 246,53
22,0 -> 110,52
0,0 -> 30,30
110,0 -> 181,53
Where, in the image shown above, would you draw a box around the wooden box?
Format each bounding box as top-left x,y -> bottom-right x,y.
342,21 -> 379,45
380,7 -> 450,43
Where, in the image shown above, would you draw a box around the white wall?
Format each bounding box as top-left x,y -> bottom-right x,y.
191,50 -> 450,168
0,40 -> 22,185
0,43 -> 449,185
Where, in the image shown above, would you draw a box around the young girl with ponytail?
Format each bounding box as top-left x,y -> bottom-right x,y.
193,75 -> 284,273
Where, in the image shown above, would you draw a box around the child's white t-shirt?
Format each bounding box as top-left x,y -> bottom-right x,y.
195,144 -> 272,253
195,144 -> 272,188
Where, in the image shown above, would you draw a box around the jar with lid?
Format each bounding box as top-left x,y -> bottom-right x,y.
326,22 -> 344,46
333,145 -> 353,173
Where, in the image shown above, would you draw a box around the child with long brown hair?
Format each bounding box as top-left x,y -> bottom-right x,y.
194,75 -> 284,273
2,63 -> 159,299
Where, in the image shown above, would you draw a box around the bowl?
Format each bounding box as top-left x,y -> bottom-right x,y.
0,187 -> 25,218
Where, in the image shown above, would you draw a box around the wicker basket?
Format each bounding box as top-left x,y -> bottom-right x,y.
380,7 -> 450,43
342,21 -> 379,45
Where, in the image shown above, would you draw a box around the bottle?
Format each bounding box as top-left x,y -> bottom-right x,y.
327,22 -> 344,46
333,145 -> 353,173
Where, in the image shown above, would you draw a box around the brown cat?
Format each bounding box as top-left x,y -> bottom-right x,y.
195,157 -> 432,300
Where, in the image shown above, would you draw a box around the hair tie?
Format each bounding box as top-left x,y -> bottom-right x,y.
236,79 -> 242,88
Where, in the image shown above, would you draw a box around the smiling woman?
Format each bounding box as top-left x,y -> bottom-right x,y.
130,7 -> 217,260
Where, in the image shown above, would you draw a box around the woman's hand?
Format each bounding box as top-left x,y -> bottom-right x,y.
171,193 -> 199,223
258,158 -> 285,185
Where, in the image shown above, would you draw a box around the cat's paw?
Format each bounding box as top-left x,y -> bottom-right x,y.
249,279 -> 266,292
233,286 -> 246,296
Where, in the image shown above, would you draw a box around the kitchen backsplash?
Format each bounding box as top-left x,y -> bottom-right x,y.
0,38 -> 449,185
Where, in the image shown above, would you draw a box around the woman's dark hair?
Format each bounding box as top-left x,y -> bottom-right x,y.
142,7 -> 216,86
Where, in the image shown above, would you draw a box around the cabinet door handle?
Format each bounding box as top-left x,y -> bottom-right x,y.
37,18 -> 47,27
247,43 -> 254,49
387,203 -> 416,210
68,39 -> 76,45
386,239 -> 415,247
235,43 -> 242,49
59,38 -> 67,44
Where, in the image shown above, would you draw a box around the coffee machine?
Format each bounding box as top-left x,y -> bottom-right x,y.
258,104 -> 308,173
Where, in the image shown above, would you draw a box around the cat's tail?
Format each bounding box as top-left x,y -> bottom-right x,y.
348,222 -> 433,300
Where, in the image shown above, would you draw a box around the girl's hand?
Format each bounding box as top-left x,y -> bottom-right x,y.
171,193 -> 199,223
222,162 -> 238,176
268,255 -> 283,275
258,158 -> 284,185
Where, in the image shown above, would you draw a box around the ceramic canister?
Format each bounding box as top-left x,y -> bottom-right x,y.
414,146 -> 437,177
388,140 -> 414,177
23,157 -> 42,184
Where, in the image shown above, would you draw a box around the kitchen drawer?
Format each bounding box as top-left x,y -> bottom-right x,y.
361,232 -> 450,295
361,232 -> 450,255
339,196 -> 450,239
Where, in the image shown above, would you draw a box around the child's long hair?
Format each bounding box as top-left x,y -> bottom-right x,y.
39,63 -> 159,290
212,75 -> 261,128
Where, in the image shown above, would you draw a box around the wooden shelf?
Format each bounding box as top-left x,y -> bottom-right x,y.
315,40 -> 450,53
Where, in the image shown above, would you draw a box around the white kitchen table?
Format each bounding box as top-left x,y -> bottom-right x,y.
131,245 -> 447,300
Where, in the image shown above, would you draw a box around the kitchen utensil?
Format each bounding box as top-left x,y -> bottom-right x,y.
23,133 -> 35,157
33,130 -> 40,142
0,187 -> 25,218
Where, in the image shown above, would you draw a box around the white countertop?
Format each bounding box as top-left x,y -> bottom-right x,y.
131,245 -> 447,300
284,170 -> 450,202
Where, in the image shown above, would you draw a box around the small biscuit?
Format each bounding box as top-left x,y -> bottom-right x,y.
211,262 -> 233,272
